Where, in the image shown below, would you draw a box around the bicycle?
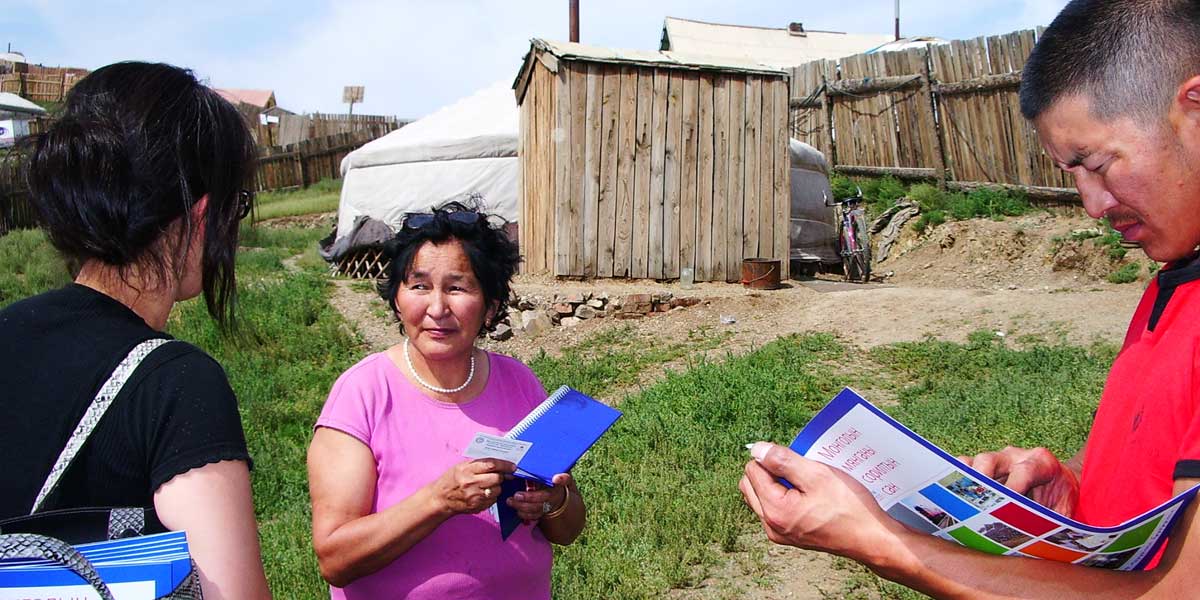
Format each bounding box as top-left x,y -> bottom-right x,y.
825,188 -> 872,283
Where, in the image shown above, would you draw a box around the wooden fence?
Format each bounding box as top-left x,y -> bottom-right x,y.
253,112 -> 405,148
518,47 -> 791,282
0,155 -> 35,235
788,28 -> 1076,200
254,129 -> 382,192
0,128 -> 388,235
0,65 -> 88,104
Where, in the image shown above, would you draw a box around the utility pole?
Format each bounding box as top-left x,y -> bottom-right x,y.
895,0 -> 901,41
569,0 -> 579,43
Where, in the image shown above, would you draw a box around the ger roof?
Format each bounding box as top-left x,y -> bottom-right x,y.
661,16 -> 894,68
0,92 -> 47,115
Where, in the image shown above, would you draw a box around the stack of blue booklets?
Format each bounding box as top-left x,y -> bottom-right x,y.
0,530 -> 192,599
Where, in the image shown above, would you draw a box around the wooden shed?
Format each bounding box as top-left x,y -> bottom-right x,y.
514,38 -> 792,282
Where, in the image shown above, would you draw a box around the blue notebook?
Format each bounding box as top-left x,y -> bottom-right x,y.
495,385 -> 621,539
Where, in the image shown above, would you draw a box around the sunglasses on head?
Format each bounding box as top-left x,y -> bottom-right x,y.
236,189 -> 254,220
402,210 -> 481,229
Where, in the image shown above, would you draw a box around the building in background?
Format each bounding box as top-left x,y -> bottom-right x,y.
660,17 -> 894,68
0,91 -> 47,148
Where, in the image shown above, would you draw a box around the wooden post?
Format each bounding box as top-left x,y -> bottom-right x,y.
822,74 -> 838,169
921,46 -> 949,189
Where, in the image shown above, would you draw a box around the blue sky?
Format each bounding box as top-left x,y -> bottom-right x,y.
4,1 -> 1068,119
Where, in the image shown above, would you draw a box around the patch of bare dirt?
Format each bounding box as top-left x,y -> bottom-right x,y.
880,206 -> 1151,290
257,211 -> 336,230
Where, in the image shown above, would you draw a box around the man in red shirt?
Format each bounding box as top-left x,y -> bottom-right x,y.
740,0 -> 1200,597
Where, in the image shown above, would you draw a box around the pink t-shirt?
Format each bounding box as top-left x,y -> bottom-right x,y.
315,351 -> 552,600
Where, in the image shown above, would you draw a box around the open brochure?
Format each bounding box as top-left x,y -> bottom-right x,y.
787,388 -> 1200,570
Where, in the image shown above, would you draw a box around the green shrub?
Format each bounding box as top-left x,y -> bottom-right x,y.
830,173 -> 858,200
911,210 -> 946,235
1108,262 -> 1141,284
908,183 -> 948,211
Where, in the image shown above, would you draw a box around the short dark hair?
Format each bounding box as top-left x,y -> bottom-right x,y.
1020,0 -> 1200,122
21,61 -> 256,328
378,202 -> 521,335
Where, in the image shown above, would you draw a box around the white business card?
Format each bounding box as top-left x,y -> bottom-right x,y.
463,432 -> 533,464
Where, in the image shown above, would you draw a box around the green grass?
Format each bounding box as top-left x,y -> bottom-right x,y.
253,178 -> 342,221
548,330 -> 1113,599
0,229 -> 72,308
528,325 -> 730,398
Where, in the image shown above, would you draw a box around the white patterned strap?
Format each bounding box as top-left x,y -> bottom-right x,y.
31,338 -> 173,514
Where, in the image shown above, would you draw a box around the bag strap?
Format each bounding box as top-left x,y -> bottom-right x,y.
31,338 -> 174,514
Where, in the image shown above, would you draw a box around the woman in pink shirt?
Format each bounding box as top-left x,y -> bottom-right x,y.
307,202 -> 586,599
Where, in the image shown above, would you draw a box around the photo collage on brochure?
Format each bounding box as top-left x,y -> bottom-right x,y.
883,468 -> 1174,569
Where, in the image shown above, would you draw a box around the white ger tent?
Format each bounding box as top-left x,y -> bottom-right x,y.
331,81 -> 519,247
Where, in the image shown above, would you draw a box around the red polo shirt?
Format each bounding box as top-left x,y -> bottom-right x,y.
1075,259 -> 1200,566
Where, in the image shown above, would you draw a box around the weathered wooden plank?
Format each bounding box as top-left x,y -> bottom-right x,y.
711,77 -> 729,282
935,72 -> 1022,96
648,69 -> 669,279
518,70 -> 531,274
678,72 -> 700,276
759,76 -> 775,259
726,77 -> 746,282
613,67 -> 637,278
663,70 -> 684,279
696,73 -> 710,280
743,76 -> 761,259
568,65 -> 587,276
597,67 -> 621,278
828,74 -> 922,96
582,64 -> 602,277
631,70 -> 653,279
772,79 -> 790,277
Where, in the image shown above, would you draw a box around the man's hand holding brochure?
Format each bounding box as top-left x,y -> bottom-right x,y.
744,388 -> 1200,571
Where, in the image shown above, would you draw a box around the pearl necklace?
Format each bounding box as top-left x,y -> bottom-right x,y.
404,338 -> 475,394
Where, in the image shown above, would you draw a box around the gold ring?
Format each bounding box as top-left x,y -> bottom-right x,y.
484,487 -> 492,498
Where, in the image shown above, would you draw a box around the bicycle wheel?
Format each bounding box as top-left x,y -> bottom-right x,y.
853,213 -> 872,283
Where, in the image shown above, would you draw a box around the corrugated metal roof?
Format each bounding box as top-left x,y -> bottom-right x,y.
530,38 -> 788,76
0,92 -> 47,115
662,16 -> 894,68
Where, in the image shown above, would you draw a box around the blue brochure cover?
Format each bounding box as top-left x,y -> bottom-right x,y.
495,385 -> 622,539
0,530 -> 192,597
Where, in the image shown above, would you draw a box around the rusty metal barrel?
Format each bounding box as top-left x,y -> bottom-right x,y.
740,258 -> 781,290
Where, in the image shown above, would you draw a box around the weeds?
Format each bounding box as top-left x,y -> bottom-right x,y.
1108,262 -> 1141,284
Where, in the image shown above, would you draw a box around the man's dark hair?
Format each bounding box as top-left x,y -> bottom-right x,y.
1020,0 -> 1200,122
378,201 -> 521,335
21,61 -> 256,328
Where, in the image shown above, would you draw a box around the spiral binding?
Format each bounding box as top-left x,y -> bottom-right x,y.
505,385 -> 570,439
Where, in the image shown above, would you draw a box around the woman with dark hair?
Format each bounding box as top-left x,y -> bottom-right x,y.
0,62 -> 270,599
308,202 -> 586,599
